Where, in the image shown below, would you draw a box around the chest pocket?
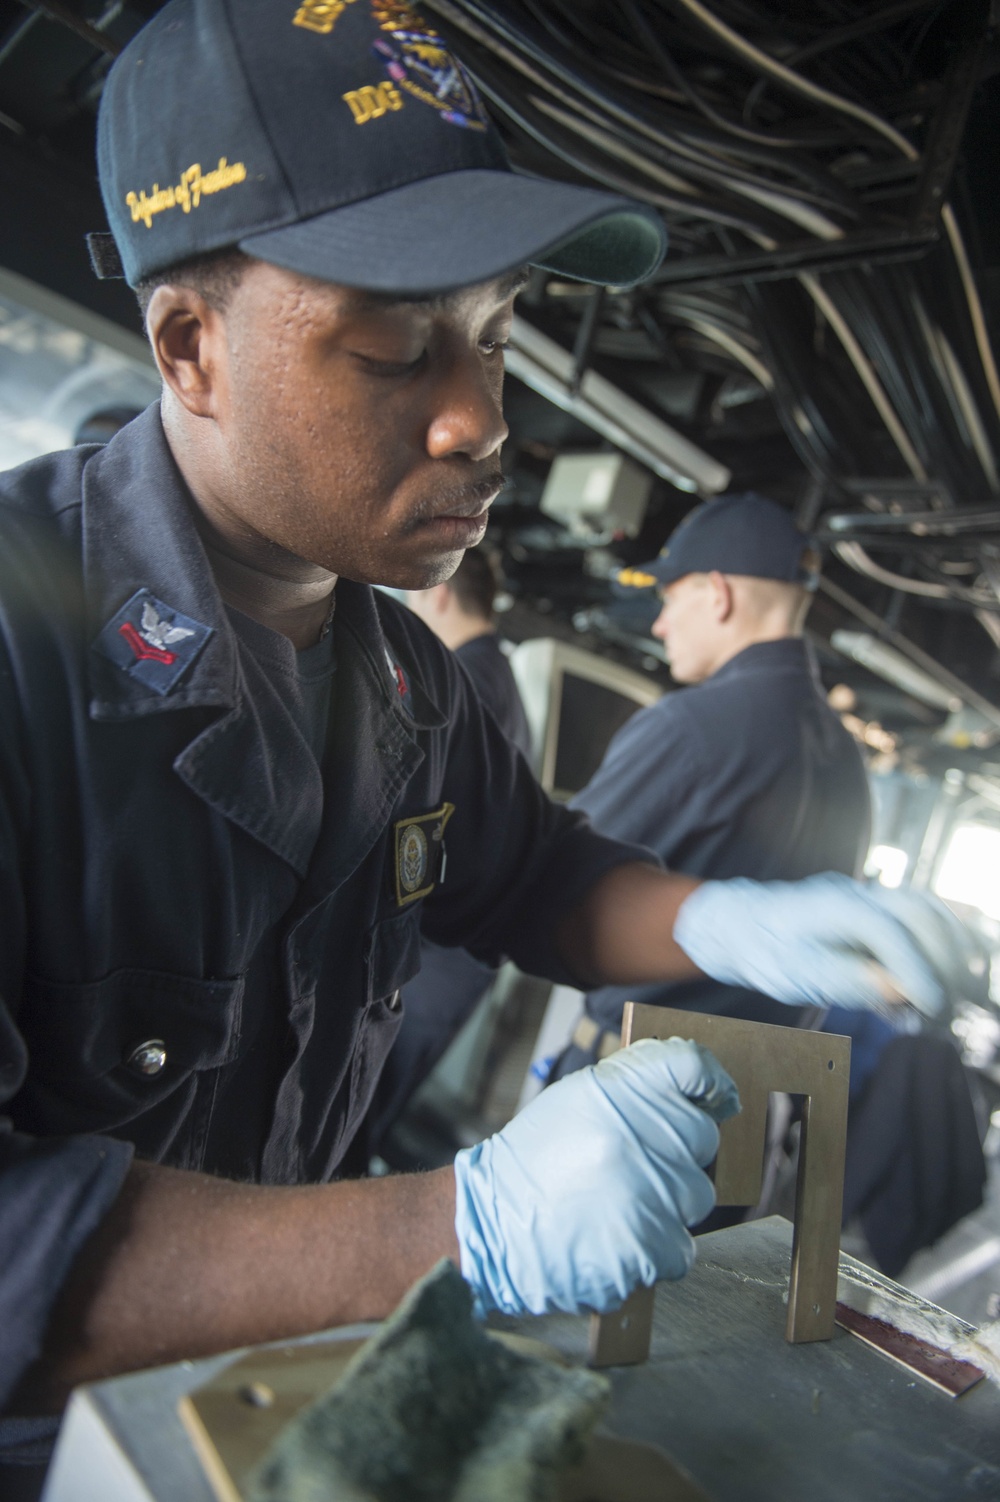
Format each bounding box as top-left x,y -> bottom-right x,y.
16,967 -> 244,1142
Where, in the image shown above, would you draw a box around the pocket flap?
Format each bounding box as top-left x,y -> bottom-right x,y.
366,912 -> 422,1003
22,968 -> 245,1081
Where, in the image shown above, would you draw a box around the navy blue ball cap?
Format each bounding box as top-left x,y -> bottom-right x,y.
95,0 -> 666,294
621,493 -> 819,591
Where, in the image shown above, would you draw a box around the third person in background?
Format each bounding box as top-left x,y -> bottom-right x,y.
546,490 -> 986,1269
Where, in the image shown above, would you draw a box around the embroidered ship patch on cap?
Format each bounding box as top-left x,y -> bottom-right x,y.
371,17 -> 488,131
94,588 -> 213,695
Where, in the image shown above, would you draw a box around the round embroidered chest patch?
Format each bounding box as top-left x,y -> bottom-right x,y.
399,823 -> 429,894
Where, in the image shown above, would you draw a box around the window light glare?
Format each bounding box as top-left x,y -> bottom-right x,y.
865,844 -> 908,889
934,824 -> 1000,919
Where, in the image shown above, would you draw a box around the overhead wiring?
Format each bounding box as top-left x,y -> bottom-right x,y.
797,272 -> 928,480
782,0 -> 942,66
680,315 -> 775,387
742,0 -> 941,126
832,542 -> 999,607
943,205 -> 1000,427
618,0 -> 808,150
424,0 -> 1000,615
650,0 -> 1000,439
650,0 -> 920,161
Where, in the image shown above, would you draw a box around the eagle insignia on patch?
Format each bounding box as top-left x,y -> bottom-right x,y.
94,588 -> 213,695
394,802 -> 455,906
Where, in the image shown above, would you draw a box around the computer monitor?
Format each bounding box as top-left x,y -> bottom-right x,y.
509,637 -> 664,800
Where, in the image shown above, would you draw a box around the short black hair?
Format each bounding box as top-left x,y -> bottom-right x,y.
133,247 -> 252,320
450,548 -> 504,621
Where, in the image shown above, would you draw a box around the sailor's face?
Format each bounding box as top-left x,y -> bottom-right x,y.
211,260 -> 517,589
651,574 -> 718,684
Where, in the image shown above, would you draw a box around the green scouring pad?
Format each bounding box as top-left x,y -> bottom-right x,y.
245,1260 -> 610,1502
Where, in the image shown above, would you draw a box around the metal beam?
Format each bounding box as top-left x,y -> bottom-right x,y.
822,505 -> 1000,538
652,226 -> 939,289
506,314 -> 730,494
16,0 -> 120,55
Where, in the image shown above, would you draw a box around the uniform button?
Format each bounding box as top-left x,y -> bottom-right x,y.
126,1039 -> 167,1076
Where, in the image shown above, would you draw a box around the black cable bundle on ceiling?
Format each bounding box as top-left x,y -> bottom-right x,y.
424,0 -> 1000,616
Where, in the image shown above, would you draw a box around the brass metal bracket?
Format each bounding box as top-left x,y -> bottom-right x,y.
589,1004 -> 850,1367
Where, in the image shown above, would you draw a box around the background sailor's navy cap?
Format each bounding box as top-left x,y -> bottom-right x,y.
93,0 -> 667,294
620,492 -> 819,591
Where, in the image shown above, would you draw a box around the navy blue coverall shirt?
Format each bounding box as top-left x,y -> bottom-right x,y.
554,635 -> 871,1075
0,407 -> 650,1414
364,630 -> 532,1153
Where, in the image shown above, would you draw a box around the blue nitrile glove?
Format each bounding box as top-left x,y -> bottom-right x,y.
454,1036 -> 740,1317
674,872 -> 987,1020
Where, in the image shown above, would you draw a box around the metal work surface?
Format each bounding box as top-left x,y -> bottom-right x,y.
592,1006 -> 850,1365
506,1219 -> 1000,1502
44,1219 -> 1000,1502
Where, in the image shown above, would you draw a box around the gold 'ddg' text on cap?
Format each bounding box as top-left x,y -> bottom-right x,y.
125,159 -> 248,229
343,82 -> 404,124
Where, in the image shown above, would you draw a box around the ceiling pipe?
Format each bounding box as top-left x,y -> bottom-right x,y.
17,0 -> 120,55
819,574 -> 1000,730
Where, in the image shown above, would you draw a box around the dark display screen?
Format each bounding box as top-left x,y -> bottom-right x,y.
552,672 -> 646,797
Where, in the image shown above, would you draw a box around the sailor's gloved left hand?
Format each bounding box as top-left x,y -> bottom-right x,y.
674,871 -> 987,1020
453,1037 -> 739,1318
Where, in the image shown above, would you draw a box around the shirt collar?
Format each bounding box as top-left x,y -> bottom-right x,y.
82,404 -> 444,730
706,635 -> 818,689
84,404 -> 236,720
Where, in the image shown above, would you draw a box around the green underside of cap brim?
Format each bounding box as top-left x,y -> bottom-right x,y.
535,211 -> 666,289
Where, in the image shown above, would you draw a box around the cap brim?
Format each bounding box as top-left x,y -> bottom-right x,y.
240,169 -> 665,295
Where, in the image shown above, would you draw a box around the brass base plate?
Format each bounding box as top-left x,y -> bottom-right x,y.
179,1331 -> 710,1502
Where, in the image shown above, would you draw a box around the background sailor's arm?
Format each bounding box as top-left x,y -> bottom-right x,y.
555,861 -> 704,988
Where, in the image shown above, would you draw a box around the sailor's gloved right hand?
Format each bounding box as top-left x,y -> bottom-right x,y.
673,872 -> 986,1020
453,1036 -> 740,1317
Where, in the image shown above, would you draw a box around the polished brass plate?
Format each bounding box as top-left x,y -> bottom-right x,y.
179,1331 -> 707,1501
178,1339 -> 371,1502
588,1005 -> 850,1367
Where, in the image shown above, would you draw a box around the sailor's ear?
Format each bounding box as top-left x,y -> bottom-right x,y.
145,285 -> 224,420
707,570 -> 734,622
